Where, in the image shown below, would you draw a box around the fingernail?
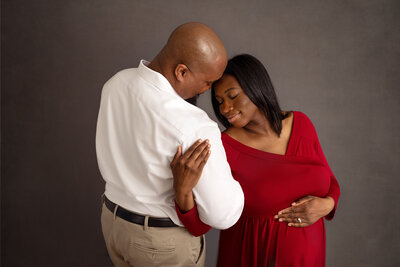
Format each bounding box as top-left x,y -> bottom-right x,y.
206,139 -> 210,143
292,203 -> 296,206
288,223 -> 292,227
279,219 -> 283,222
198,139 -> 202,142
274,215 -> 278,219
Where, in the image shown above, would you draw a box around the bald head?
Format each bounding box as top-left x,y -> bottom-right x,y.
149,22 -> 228,99
164,22 -> 227,70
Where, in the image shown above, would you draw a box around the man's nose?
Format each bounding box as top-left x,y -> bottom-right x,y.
198,86 -> 210,96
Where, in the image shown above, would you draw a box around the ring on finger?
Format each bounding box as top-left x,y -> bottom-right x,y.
297,217 -> 302,223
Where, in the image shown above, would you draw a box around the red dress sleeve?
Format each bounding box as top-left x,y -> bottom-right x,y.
175,201 -> 211,237
315,137 -> 341,220
297,112 -> 341,220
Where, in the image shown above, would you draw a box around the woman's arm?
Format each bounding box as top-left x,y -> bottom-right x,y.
275,113 -> 341,227
170,139 -> 212,236
171,139 -> 210,211
315,136 -> 341,219
175,201 -> 211,236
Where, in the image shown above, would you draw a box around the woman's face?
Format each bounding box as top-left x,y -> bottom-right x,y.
214,74 -> 262,128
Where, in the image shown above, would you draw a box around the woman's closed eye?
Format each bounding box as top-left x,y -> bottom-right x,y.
229,93 -> 239,100
215,94 -> 239,105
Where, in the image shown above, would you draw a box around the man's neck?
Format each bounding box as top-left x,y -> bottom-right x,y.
148,54 -> 181,95
147,55 -> 163,74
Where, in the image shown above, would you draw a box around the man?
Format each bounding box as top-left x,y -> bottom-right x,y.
96,22 -> 244,267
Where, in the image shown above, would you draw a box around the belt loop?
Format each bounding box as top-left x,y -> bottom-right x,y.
144,216 -> 149,231
113,204 -> 119,220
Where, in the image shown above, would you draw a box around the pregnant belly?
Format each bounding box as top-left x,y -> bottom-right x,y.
233,161 -> 331,217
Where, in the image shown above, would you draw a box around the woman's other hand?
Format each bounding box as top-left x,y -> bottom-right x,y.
274,195 -> 335,227
171,139 -> 211,212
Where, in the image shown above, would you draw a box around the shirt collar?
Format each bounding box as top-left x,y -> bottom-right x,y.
137,60 -> 180,97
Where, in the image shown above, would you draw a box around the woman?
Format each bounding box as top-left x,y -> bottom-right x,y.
172,54 -> 340,266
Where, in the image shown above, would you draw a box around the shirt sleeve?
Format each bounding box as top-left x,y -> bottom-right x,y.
300,112 -> 341,220
175,201 -> 211,236
181,125 -> 244,229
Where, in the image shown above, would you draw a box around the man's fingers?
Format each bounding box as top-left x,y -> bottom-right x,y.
170,146 -> 182,166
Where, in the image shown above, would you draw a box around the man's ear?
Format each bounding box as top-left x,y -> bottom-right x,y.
174,64 -> 190,82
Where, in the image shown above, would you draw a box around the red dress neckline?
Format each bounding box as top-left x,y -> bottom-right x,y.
221,111 -> 297,160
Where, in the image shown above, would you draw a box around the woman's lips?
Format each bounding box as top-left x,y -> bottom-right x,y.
226,112 -> 240,123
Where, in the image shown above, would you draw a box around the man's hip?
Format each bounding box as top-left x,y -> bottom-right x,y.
100,198 -> 206,267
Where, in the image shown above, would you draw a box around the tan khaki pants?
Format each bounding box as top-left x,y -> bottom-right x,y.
101,202 -> 206,267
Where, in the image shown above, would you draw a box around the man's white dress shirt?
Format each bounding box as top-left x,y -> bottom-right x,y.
96,60 -> 244,228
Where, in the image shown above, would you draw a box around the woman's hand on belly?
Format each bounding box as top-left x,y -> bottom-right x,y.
274,195 -> 335,227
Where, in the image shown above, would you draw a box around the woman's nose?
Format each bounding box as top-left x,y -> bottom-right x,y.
221,101 -> 233,114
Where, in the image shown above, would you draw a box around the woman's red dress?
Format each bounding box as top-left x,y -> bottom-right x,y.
177,111 -> 340,267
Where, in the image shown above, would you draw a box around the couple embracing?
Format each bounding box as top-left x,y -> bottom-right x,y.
96,22 -> 340,267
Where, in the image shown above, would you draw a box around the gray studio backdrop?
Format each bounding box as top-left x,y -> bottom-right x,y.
2,0 -> 399,266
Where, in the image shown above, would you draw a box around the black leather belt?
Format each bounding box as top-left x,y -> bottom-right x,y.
104,196 -> 178,227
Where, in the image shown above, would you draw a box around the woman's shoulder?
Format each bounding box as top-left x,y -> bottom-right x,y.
222,127 -> 243,139
220,129 -> 242,164
292,111 -> 318,139
293,110 -> 311,122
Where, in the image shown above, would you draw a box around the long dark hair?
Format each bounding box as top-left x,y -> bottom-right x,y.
211,54 -> 287,136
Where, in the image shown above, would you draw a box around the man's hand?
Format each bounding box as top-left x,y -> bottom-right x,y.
274,196 -> 335,227
171,139 -> 211,212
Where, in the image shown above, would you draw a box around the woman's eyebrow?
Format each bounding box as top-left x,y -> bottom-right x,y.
225,87 -> 238,93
